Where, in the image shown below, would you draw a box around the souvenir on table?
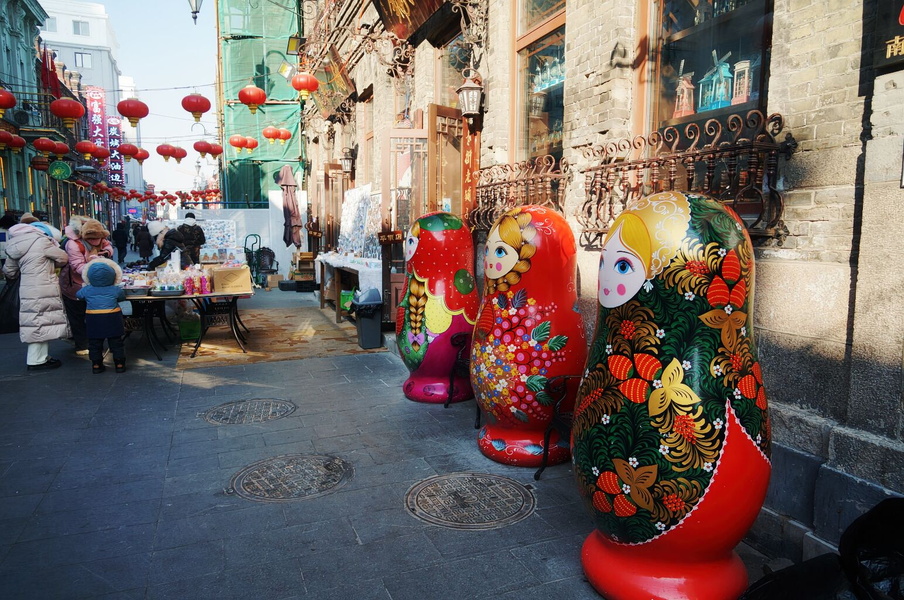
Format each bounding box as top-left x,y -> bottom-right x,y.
697,50 -> 733,111
470,205 -> 586,467
672,60 -> 696,119
397,212 -> 478,403
571,191 -> 771,599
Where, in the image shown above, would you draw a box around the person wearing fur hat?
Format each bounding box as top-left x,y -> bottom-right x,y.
147,221 -> 190,270
59,217 -> 115,355
177,212 -> 206,265
2,221 -> 70,371
76,257 -> 126,373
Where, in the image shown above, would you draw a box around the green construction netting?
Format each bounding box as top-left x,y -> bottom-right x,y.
218,0 -> 308,204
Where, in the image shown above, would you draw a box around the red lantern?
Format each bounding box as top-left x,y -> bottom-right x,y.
193,140 -> 211,157
156,143 -> 175,162
0,130 -> 12,150
134,147 -> 150,165
262,126 -> 279,144
0,89 -> 16,118
8,135 -> 26,153
277,128 -> 292,144
238,85 -> 266,114
92,146 -> 110,165
52,142 -> 70,159
75,140 -> 97,159
33,137 -> 57,157
208,143 -> 223,157
291,72 -> 319,101
228,135 -> 247,152
181,93 -> 211,122
244,137 -> 258,153
30,155 -> 49,171
49,98 -> 86,130
119,142 -> 139,162
172,146 -> 188,164
117,98 -> 149,127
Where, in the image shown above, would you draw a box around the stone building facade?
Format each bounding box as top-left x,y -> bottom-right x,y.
301,0 -> 902,562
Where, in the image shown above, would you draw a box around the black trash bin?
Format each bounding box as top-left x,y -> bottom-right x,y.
350,289 -> 383,349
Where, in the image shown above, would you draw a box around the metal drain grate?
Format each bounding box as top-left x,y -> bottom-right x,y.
406,472 -> 536,530
228,454 -> 353,502
203,399 -> 296,425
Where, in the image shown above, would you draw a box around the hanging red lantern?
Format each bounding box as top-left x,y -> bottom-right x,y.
118,142 -> 139,162
228,135 -> 247,152
0,130 -> 12,150
52,142 -> 70,159
117,98 -> 149,127
181,93 -> 211,122
8,135 -> 26,153
291,72 -> 319,101
49,98 -> 86,130
208,143 -> 223,157
75,140 -> 97,159
277,128 -> 292,144
92,146 -> 110,164
30,155 -> 49,171
238,84 -> 266,114
156,143 -> 175,162
172,146 -> 188,164
244,137 -> 258,153
193,140 -> 211,157
33,137 -> 57,157
262,126 -> 279,144
0,89 -> 16,119
134,147 -> 150,165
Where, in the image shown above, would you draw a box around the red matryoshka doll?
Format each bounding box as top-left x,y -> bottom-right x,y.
397,212 -> 479,403
470,205 -> 586,466
571,191 -> 771,600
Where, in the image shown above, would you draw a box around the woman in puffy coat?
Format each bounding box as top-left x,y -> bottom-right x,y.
2,222 -> 70,370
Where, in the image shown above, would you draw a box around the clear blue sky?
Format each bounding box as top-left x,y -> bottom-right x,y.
93,0 -> 218,192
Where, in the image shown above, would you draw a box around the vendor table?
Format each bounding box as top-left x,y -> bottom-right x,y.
125,291 -> 252,360
315,253 -> 383,324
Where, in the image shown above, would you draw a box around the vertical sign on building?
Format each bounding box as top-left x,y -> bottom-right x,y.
461,120 -> 480,218
85,86 -> 110,182
876,1 -> 904,71
106,116 -> 124,188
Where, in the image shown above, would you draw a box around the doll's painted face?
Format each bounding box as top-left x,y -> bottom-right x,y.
484,227 -> 518,279
404,232 -> 419,262
598,230 -> 646,308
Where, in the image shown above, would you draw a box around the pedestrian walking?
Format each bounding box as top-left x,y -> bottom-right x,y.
137,225 -> 154,262
111,221 -> 129,264
76,257 -> 126,373
131,222 -> 140,252
59,217 -> 114,355
177,212 -> 206,265
2,221 -> 70,371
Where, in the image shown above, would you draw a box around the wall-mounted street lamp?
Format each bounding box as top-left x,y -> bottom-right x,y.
287,34 -> 306,56
187,0 -> 202,24
456,68 -> 484,123
339,147 -> 355,174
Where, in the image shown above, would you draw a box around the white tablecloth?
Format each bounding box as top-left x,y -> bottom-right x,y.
315,253 -> 383,292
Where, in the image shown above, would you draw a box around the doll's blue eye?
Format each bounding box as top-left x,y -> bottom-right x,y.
494,247 -> 507,258
615,259 -> 634,275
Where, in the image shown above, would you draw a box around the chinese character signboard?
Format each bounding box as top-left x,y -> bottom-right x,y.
85,86 -> 111,183
876,1 -> 904,71
107,116 -> 124,188
372,0 -> 444,40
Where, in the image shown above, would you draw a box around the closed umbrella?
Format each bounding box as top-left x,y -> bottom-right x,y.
278,164 -> 302,248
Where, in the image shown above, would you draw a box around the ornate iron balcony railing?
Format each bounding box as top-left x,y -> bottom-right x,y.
576,110 -> 797,250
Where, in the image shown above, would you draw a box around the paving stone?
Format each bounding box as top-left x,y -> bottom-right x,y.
148,540 -> 225,586
17,498 -> 161,542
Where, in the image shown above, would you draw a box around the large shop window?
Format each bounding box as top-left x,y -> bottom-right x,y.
652,0 -> 772,130
519,26 -> 565,162
520,0 -> 566,35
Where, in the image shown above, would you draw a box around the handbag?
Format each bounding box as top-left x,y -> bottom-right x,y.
0,275 -> 20,334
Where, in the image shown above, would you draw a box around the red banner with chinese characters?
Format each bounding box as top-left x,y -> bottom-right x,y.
462,118 -> 480,220
106,115 -> 124,188
85,86 -> 110,179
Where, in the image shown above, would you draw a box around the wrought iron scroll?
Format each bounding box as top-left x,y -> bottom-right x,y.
468,155 -> 570,232
451,0 -> 489,74
576,110 -> 797,250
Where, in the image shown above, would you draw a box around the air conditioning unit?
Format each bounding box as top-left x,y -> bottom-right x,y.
8,109 -> 29,126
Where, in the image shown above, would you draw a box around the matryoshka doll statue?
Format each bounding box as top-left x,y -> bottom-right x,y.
397,212 -> 479,403
571,191 -> 771,599
470,205 -> 586,466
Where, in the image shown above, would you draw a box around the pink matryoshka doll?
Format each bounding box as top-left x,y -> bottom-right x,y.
470,205 -> 586,466
571,191 -> 771,599
397,212 -> 479,403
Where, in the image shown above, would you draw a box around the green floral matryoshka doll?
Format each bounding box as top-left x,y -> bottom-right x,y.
572,191 -> 771,600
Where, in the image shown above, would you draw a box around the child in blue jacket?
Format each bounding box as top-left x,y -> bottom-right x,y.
76,257 -> 127,373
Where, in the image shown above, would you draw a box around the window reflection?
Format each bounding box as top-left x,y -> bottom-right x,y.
519,26 -> 565,161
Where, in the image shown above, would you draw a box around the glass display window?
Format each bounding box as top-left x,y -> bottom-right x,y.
439,35 -> 472,110
518,26 -> 565,162
519,0 -> 566,35
652,0 -> 772,130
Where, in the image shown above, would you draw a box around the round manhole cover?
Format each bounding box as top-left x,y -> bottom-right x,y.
228,455 -> 353,502
406,472 -> 536,530
203,399 -> 296,425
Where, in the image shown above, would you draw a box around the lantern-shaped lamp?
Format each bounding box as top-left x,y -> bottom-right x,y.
208,143 -> 223,157
49,98 -> 86,130
262,126 -> 279,144
181,93 -> 211,122
30,155 -> 49,171
193,140 -> 211,157
134,147 -> 150,165
52,142 -> 70,159
228,135 -> 247,153
244,137 -> 258,153
291,72 -> 319,101
456,69 -> 484,122
156,143 -> 175,162
117,98 -> 149,127
172,146 -> 188,164
118,142 -> 139,162
91,146 -> 110,164
0,130 -> 12,150
0,89 -> 16,119
8,135 -> 26,153
238,85 -> 266,114
277,128 -> 292,144
75,140 -> 96,159
340,147 -> 355,173
32,137 -> 57,157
